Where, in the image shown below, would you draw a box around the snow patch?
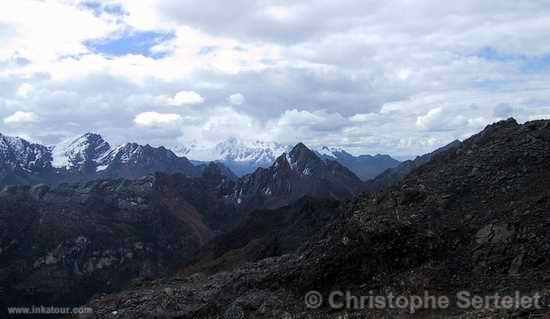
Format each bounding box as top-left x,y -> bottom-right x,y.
52,133 -> 111,169
181,138 -> 291,165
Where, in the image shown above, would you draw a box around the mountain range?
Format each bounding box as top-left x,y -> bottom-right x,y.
0,133 -> 399,186
74,118 -> 550,319
176,137 -> 401,179
0,133 -> 205,186
3,119 -> 546,318
0,131 -> 380,222
316,146 -> 400,180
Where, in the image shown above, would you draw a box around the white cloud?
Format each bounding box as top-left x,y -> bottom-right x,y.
265,109 -> 350,145
134,112 -> 182,126
4,111 -> 38,124
188,107 -> 264,142
167,90 -> 205,106
227,93 -> 245,105
273,109 -> 347,130
416,107 -> 445,130
0,1 -> 119,63
16,83 -> 33,98
1,0 -> 550,156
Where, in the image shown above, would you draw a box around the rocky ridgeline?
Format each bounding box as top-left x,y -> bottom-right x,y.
76,119 -> 550,318
316,146 -> 401,180
233,143 -> 365,211
0,132 -> 207,186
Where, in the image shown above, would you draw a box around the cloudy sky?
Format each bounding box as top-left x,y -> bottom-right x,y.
1,0 -> 550,156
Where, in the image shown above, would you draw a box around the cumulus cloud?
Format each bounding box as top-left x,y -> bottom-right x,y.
416,107 -> 446,130
274,109 -> 348,131
134,112 -> 182,126
4,111 -> 38,124
167,90 -> 205,106
0,1 -> 119,62
227,93 -> 245,105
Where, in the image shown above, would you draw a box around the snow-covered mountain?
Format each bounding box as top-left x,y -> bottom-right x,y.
177,138 -> 401,180
0,134 -> 52,171
0,133 -> 53,185
96,142 -> 202,180
50,133 -> 202,181
176,138 -> 292,176
52,133 -> 111,172
0,132 -> 221,185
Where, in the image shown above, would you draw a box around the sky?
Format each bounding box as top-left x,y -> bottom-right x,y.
1,0 -> 550,157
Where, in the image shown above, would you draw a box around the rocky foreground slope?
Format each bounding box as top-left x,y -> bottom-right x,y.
180,197 -> 343,277
0,164 -> 239,315
77,119 -> 550,318
366,139 -> 463,190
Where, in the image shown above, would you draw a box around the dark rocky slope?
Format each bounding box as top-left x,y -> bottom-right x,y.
180,197 -> 342,276
367,139 -> 463,190
78,119 -> 550,318
233,143 -> 365,211
0,165 -> 239,316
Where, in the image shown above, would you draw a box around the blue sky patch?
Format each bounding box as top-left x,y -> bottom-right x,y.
520,54 -> 550,73
470,79 -> 514,91
475,47 -> 516,62
103,3 -> 125,16
81,1 -> 126,17
85,31 -> 174,58
474,47 -> 550,73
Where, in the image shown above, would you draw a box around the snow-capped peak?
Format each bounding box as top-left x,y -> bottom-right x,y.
52,133 -> 111,169
215,138 -> 290,164
315,146 -> 346,158
179,138 -> 292,164
0,133 -> 51,170
0,133 -> 27,154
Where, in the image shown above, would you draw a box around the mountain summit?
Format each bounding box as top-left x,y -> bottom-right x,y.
52,133 -> 111,172
233,143 -> 365,210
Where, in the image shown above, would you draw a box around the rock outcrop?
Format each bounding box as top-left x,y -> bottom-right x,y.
0,168 -> 238,315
